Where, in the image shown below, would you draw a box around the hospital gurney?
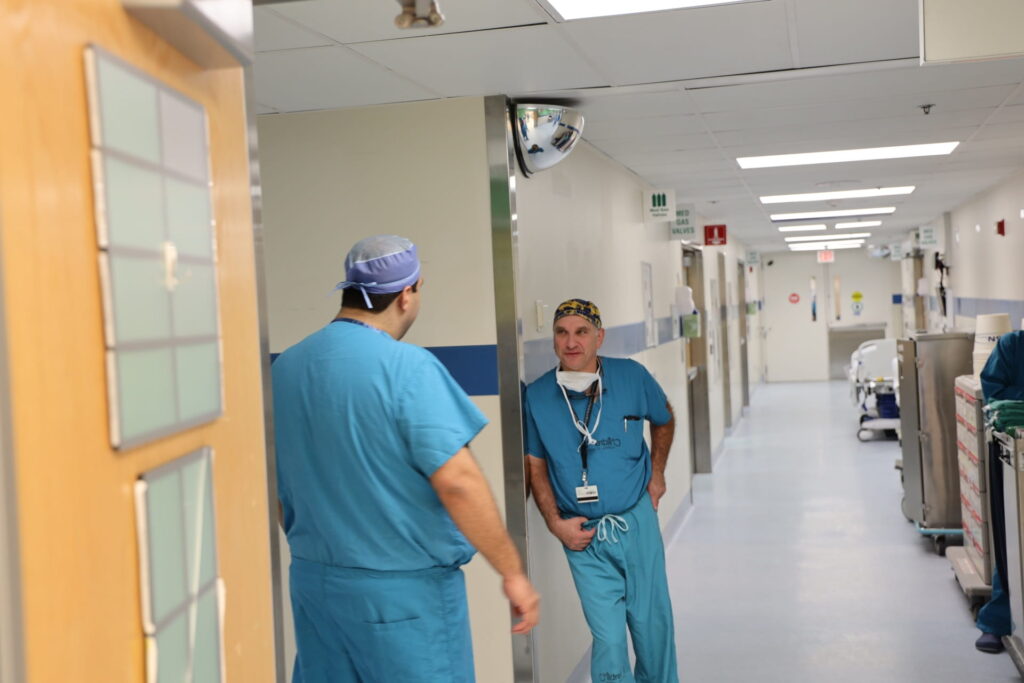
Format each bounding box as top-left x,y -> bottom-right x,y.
849,338 -> 900,441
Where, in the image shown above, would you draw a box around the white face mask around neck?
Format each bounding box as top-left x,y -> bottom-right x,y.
556,370 -> 603,446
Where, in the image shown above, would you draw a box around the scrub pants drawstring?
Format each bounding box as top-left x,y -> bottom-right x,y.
595,514 -> 629,543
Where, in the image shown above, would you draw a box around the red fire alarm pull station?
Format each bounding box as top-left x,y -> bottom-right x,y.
997,219 -> 1006,236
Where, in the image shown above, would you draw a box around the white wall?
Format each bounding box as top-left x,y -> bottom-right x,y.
256,97 -> 515,683
515,142 -> 695,681
948,170 -> 1024,330
900,170 -> 1024,335
760,249 -> 900,382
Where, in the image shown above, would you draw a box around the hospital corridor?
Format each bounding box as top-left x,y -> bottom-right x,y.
4,1 -> 1024,682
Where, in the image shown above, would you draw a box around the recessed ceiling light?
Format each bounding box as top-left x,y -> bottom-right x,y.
771,207 -> 895,221
544,0 -> 755,20
777,224 -> 827,232
836,221 -> 882,229
785,232 -> 870,243
760,186 -> 914,204
737,142 -> 959,169
789,241 -> 865,251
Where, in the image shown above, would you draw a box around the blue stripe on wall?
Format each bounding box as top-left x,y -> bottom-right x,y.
425,344 -> 499,396
955,297 -> 1024,329
269,345 -> 499,396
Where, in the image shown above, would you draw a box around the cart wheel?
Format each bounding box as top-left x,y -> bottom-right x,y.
970,600 -> 984,619
857,428 -> 872,442
932,535 -> 947,556
885,429 -> 898,439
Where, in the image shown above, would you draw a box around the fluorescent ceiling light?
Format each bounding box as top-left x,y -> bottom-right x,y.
777,224 -> 827,233
759,186 -> 914,204
545,0 -> 753,21
785,232 -> 870,243
836,220 -> 881,229
771,207 -> 895,221
789,241 -> 865,251
737,142 -> 959,169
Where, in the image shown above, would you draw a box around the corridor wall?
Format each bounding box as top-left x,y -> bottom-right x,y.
256,97 -> 516,683
515,141 -> 698,680
946,170 -> 1024,330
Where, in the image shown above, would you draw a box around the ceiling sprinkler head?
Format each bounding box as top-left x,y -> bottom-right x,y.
920,104 -> 934,115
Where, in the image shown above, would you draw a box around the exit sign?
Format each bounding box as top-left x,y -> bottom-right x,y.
817,250 -> 835,263
704,224 -> 727,246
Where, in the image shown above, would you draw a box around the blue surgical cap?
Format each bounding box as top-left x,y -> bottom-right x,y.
334,235 -> 421,309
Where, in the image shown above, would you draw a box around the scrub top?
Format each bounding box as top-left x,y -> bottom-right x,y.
273,320 -> 488,571
982,331 -> 1024,402
524,356 -> 671,518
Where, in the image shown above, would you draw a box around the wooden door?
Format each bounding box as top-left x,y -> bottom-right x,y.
0,2 -> 276,681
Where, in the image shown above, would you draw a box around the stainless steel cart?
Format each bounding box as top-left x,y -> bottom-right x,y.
897,332 -> 973,553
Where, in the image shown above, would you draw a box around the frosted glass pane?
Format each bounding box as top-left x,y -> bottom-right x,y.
146,471 -> 187,623
117,348 -> 177,442
198,457 -> 217,586
108,254 -> 171,344
176,343 -> 221,423
173,263 -> 217,338
96,55 -> 160,163
155,611 -> 190,683
181,457 -> 203,591
165,178 -> 213,259
104,157 -> 165,252
160,92 -> 208,182
192,589 -> 222,683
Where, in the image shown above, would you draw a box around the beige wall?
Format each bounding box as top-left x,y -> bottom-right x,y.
257,97 -> 516,683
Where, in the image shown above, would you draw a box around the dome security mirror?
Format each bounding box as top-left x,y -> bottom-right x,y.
512,104 -> 585,177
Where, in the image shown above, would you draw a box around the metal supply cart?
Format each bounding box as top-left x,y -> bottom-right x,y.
897,333 -> 973,553
948,376 -> 992,611
995,430 -> 1024,675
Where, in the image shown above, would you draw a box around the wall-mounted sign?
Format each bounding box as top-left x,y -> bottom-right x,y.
745,250 -> 760,265
851,291 -> 864,302
788,293 -> 800,304
644,189 -> 676,223
817,250 -> 834,263
919,225 -> 939,248
671,203 -> 696,239
704,224 -> 727,246
890,242 -> 905,260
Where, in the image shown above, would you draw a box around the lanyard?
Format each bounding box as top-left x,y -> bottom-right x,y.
567,386 -> 598,473
332,317 -> 390,338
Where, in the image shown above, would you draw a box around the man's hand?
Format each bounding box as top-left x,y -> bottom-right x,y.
648,472 -> 666,510
549,516 -> 596,551
503,573 -> 540,634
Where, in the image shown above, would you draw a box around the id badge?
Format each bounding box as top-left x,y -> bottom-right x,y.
575,485 -> 599,504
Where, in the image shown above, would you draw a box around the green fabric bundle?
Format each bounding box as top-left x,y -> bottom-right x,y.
985,400 -> 1024,438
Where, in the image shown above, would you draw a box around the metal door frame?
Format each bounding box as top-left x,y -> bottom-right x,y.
737,262 -> 750,409
718,253 -> 732,429
0,218 -> 25,683
483,95 -> 534,683
683,246 -> 713,474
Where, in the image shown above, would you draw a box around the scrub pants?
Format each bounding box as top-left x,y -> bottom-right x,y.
565,492 -> 679,683
978,440 -> 1012,636
289,557 -> 474,683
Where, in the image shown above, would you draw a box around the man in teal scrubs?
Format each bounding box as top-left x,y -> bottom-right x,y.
273,235 -> 539,683
524,299 -> 678,682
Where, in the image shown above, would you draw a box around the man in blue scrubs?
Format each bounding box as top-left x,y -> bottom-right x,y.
273,235 -> 539,682
975,330 -> 1024,653
524,299 -> 678,682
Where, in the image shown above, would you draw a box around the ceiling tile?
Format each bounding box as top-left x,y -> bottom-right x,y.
559,2 -> 793,86
254,46 -> 439,112
589,133 -> 717,156
254,8 -> 333,52
350,24 -> 605,96
271,0 -> 547,45
583,114 -> 705,141
790,0 -> 918,66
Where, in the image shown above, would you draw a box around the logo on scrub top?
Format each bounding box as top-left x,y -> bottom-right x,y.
599,674 -> 625,682
592,437 -> 621,450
